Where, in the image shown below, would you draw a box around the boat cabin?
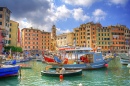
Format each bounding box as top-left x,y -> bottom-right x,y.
58,47 -> 104,64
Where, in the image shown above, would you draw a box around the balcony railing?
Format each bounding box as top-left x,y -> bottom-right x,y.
1,30 -> 7,37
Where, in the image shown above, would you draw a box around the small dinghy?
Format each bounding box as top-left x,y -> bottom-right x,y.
41,66 -> 82,77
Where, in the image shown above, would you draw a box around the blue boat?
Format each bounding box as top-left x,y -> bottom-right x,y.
0,65 -> 20,78
51,47 -> 112,70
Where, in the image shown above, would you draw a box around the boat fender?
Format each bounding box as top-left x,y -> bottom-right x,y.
59,74 -> 63,81
104,64 -> 108,67
78,83 -> 83,86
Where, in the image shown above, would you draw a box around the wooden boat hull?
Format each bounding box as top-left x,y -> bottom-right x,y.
41,69 -> 82,77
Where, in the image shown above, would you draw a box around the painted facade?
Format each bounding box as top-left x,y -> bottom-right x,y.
0,7 -> 11,46
108,25 -> 126,53
9,20 -> 19,46
51,25 -> 57,51
0,7 -> 11,54
21,27 -> 51,52
56,22 -> 130,53
96,27 -> 111,52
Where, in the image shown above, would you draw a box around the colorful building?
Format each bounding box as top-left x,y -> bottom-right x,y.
57,32 -> 74,47
21,27 -> 51,53
55,22 -> 130,53
0,7 -> 11,54
124,26 -> 130,52
108,25 -> 126,53
51,25 -> 57,51
9,20 -> 19,47
96,27 -> 111,52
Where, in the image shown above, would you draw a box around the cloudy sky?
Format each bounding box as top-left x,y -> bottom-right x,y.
0,0 -> 130,34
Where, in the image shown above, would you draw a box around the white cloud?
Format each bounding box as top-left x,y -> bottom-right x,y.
55,5 -> 72,20
63,0 -> 98,7
92,9 -> 107,22
11,17 -> 32,29
56,28 -> 70,34
10,1 -> 72,32
73,8 -> 90,21
109,0 -> 128,5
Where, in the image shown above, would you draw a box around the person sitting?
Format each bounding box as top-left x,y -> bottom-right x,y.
60,67 -> 65,73
56,68 -> 60,73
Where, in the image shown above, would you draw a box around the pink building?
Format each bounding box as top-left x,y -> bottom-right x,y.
0,28 -> 6,54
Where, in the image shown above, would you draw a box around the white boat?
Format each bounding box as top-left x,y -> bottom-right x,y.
51,46 -> 112,70
119,50 -> 130,65
127,64 -> 130,68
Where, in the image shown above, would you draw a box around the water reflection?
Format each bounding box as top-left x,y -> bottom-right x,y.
1,58 -> 130,86
0,76 -> 20,86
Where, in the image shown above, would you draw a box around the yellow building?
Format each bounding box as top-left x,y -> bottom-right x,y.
66,32 -> 74,46
51,25 -> 57,51
96,27 -> 111,53
9,20 -> 19,46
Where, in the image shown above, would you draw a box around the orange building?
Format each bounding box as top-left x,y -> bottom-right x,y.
73,22 -> 102,49
108,25 -> 126,53
21,27 -> 51,53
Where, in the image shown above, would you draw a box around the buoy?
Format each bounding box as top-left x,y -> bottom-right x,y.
59,74 -> 63,81
104,64 -> 108,67
78,83 -> 83,86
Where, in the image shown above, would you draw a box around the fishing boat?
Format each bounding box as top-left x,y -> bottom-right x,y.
118,50 -> 130,65
41,66 -> 82,77
51,46 -> 112,70
0,65 -> 20,78
43,55 -> 55,63
0,56 -> 20,78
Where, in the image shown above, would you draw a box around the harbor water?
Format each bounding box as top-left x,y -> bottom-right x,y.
0,58 -> 130,86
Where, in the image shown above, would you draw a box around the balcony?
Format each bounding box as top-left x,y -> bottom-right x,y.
0,39 -> 6,46
1,30 -> 7,37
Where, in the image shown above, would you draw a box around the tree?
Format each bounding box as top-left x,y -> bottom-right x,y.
4,46 -> 23,53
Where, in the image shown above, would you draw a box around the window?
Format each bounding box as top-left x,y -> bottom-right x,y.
8,40 -> 11,44
6,16 -> 9,22
0,22 -> 2,25
0,14 -> 2,18
0,7 -> 3,11
9,34 -> 11,38
10,23 -> 12,26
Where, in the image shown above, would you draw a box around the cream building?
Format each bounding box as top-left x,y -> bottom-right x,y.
57,32 -> 74,47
